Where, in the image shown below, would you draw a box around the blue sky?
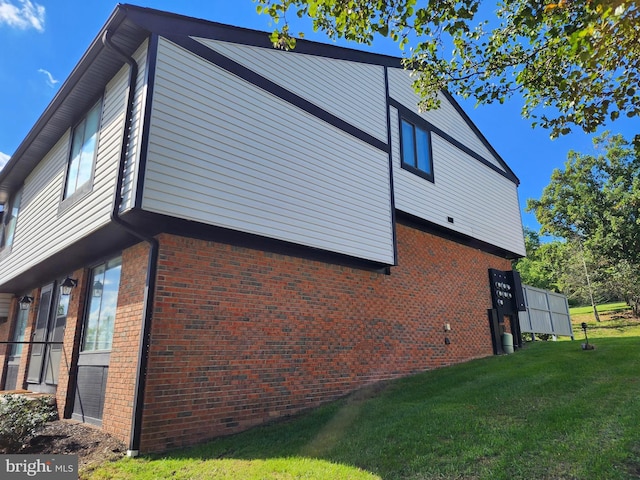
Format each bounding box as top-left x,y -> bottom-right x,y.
0,0 -> 636,231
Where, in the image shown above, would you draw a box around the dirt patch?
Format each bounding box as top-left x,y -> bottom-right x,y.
5,419 -> 126,474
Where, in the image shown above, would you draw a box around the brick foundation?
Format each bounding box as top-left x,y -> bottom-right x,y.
138,222 -> 511,452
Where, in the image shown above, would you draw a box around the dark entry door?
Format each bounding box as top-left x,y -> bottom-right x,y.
72,257 -> 121,426
26,283 -> 68,393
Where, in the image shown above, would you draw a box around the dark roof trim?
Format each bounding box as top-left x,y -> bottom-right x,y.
0,5 -> 145,203
168,34 -> 388,153
119,4 -> 403,67
396,211 -> 524,261
390,98 -> 519,185
441,90 -> 520,185
0,2 -> 519,203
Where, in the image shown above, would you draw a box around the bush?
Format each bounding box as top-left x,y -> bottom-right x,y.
0,394 -> 57,452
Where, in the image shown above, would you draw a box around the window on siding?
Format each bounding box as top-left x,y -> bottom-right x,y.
400,118 -> 434,182
82,256 -> 122,352
64,101 -> 101,200
0,189 -> 23,250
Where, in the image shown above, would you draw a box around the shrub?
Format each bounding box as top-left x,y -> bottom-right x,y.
0,394 -> 57,452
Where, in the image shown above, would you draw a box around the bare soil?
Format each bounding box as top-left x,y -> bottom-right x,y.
13,419 -> 126,474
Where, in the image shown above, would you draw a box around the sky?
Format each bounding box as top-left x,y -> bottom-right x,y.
0,0 -> 637,232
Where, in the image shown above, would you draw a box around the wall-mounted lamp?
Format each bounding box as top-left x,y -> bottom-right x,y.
92,280 -> 104,298
60,277 -> 78,296
19,295 -> 34,311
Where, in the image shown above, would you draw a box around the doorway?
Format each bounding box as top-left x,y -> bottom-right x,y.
26,283 -> 69,393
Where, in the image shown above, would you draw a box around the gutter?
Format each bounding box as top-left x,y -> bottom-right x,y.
102,29 -> 158,458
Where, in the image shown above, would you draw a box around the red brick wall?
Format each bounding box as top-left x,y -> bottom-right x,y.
101,242 -> 149,445
55,268 -> 88,418
138,223 -> 511,452
14,289 -> 38,391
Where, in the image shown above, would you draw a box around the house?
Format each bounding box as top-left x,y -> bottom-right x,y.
0,4 -> 525,455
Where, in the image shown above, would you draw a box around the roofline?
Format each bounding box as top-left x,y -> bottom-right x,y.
0,3 -> 519,202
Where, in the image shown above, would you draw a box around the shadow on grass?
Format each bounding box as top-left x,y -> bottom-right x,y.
91,338 -> 640,480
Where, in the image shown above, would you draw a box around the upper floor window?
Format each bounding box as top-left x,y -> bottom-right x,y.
0,189 -> 23,250
400,118 -> 434,183
64,101 -> 102,200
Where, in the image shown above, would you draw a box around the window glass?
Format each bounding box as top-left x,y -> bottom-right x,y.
401,119 -> 416,167
9,306 -> 29,358
415,127 -> 431,174
400,116 -> 433,181
64,102 -> 101,199
82,257 -> 122,351
1,189 -> 22,249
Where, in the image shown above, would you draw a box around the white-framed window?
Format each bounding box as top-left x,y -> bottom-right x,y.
1,188 -> 23,250
82,256 -> 122,352
64,101 -> 102,200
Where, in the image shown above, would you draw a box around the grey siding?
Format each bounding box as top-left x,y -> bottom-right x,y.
387,67 -> 504,170
142,38 -> 395,264
196,37 -> 388,143
0,43 -> 148,286
121,41 -> 150,212
391,108 -> 526,256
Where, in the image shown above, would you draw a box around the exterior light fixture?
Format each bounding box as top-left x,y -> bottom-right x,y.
92,280 -> 104,298
19,295 -> 34,311
60,277 -> 78,296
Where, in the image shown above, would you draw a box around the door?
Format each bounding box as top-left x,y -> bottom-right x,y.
73,257 -> 122,425
3,306 -> 29,390
26,283 -> 68,393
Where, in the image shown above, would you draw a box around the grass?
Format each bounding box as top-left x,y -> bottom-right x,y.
570,302 -> 630,316
569,302 -> 640,339
87,332 -> 640,480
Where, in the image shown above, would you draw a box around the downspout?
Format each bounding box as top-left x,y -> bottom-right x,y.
102,29 -> 158,457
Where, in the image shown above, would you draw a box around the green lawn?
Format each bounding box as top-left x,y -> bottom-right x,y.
570,302 -> 630,316
569,302 -> 640,339
88,335 -> 640,480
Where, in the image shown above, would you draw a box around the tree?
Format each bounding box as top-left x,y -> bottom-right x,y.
256,0 -> 640,139
528,133 -> 640,315
513,228 -> 559,291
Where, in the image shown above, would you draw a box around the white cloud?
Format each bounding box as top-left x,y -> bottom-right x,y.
38,68 -> 59,87
0,151 -> 9,170
0,0 -> 45,32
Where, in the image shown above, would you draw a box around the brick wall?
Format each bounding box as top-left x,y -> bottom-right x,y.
55,268 -> 88,418
138,222 -> 511,452
101,242 -> 149,445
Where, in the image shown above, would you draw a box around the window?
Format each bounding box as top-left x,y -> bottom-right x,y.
64,101 -> 101,200
8,305 -> 29,359
82,257 -> 122,352
1,189 -> 22,249
400,118 -> 434,182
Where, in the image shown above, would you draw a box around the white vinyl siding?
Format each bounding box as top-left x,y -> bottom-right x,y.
391,107 -> 526,256
143,37 -> 394,264
196,37 -> 388,143
387,68 -> 504,171
0,42 -> 148,285
120,40 -> 149,211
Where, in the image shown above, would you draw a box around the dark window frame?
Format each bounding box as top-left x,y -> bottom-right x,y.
396,104 -> 435,183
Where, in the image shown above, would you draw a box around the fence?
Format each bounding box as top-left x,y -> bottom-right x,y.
518,285 -> 574,339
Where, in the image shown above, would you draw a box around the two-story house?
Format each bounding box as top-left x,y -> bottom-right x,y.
0,4 -> 525,455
